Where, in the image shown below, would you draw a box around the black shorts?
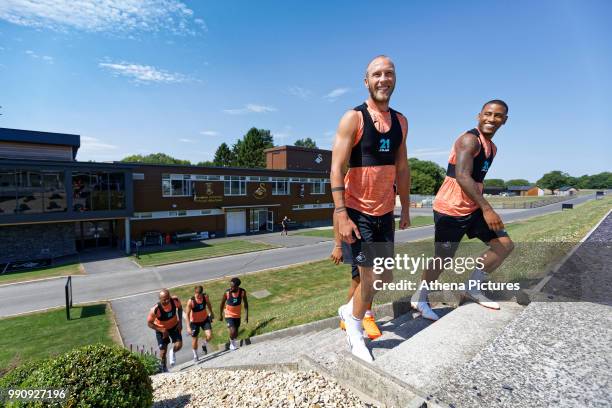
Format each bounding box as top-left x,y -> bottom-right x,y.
434,209 -> 509,258
346,207 -> 395,267
190,317 -> 212,337
225,317 -> 241,329
155,324 -> 182,350
340,241 -> 360,280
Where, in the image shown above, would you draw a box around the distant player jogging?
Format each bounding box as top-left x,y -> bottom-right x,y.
411,100 -> 514,321
184,285 -> 215,362
147,289 -> 183,372
219,277 -> 248,350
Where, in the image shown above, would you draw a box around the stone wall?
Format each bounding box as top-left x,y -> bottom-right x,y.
0,222 -> 76,263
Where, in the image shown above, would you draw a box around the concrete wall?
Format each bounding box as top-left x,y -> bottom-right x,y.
0,222 -> 76,263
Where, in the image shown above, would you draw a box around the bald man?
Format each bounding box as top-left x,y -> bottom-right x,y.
147,289 -> 183,372
332,55 -> 411,362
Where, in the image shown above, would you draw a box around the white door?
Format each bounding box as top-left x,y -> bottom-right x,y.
226,211 -> 246,235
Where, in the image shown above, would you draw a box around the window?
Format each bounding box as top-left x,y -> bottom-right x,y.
224,176 -> 246,196
311,179 -> 325,194
161,174 -> 193,197
272,177 -> 289,195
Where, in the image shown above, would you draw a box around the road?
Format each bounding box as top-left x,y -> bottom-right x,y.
0,193 -> 598,318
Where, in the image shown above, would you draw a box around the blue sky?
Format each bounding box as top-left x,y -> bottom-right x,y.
0,0 -> 610,181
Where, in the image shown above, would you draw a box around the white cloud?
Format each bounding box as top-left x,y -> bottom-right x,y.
200,130 -> 219,136
324,130 -> 335,137
287,86 -> 312,100
99,61 -> 190,84
25,49 -> 54,63
179,138 -> 194,143
0,0 -> 205,35
223,104 -> 277,115
323,87 -> 349,100
80,136 -> 118,153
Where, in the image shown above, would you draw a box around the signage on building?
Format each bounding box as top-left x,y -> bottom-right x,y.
194,195 -> 222,203
315,153 -> 323,164
254,183 -> 267,199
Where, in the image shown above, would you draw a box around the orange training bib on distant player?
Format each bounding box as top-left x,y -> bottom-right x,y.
189,294 -> 209,323
224,289 -> 244,318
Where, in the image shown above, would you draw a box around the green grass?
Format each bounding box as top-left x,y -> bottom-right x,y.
134,240 -> 278,267
0,262 -> 83,286
295,216 -> 434,238
0,303 -> 118,371
171,197 -> 610,346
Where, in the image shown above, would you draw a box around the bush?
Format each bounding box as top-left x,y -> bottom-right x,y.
133,352 -> 162,376
19,344 -> 152,408
0,359 -> 49,389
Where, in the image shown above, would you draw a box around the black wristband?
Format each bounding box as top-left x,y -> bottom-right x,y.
335,206 -> 347,213
331,186 -> 345,192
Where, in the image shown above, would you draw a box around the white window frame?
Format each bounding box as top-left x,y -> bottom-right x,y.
224,176 -> 247,196
311,179 -> 325,195
272,177 -> 290,196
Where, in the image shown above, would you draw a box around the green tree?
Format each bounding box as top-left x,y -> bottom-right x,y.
583,172 -> 612,189
537,170 -> 571,191
505,179 -> 530,187
196,160 -> 215,167
120,153 -> 191,165
233,128 -> 274,168
213,142 -> 234,167
294,138 -> 318,149
484,178 -> 506,188
408,158 -> 446,195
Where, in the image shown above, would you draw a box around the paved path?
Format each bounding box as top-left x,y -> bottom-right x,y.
433,211 -> 612,407
0,193 -> 598,318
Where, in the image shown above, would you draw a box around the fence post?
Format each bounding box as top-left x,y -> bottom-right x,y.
65,276 -> 72,320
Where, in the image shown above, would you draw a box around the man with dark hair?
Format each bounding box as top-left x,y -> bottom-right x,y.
219,277 -> 248,350
184,285 -> 215,362
411,100 -> 514,321
331,55 -> 411,362
147,289 -> 183,372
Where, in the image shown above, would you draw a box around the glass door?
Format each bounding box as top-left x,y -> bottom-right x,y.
267,210 -> 274,232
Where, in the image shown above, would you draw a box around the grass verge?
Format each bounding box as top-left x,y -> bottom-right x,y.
171,197 -> 610,347
295,216 -> 434,238
0,262 -> 83,286
0,303 -> 118,371
134,240 -> 278,267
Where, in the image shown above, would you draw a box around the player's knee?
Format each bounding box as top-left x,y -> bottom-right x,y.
175,342 -> 182,351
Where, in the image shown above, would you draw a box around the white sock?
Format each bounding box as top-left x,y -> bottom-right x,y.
192,349 -> 198,358
202,339 -> 208,345
346,297 -> 354,315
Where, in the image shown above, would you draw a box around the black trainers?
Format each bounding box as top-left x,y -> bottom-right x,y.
161,364 -> 168,373
201,344 -> 207,355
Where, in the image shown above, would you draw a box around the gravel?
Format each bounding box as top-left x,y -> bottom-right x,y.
152,368 -> 378,408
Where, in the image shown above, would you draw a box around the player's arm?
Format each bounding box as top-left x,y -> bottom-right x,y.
243,290 -> 249,323
147,311 -> 165,333
175,299 -> 183,331
395,116 -> 411,229
330,110 -> 361,243
454,135 -> 504,230
219,295 -> 226,319
205,295 -> 215,320
183,300 -> 192,330
330,212 -> 343,264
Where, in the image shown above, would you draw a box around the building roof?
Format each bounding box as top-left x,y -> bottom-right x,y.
507,185 -> 537,191
558,186 -> 577,191
120,161 -> 329,175
264,145 -> 331,154
0,127 -> 80,158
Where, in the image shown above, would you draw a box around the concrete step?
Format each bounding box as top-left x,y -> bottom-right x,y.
373,301 -> 525,395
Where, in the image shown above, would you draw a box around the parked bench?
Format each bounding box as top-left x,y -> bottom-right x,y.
562,203 -> 574,210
